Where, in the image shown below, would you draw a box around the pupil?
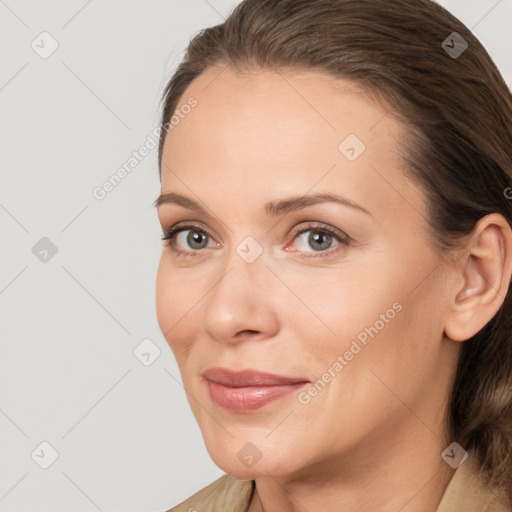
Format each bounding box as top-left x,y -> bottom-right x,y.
189,230 -> 207,249
310,232 -> 331,251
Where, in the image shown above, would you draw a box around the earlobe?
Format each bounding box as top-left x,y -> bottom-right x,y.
444,214 -> 512,343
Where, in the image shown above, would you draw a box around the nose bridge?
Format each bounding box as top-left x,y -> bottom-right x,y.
210,235 -> 269,308
202,236 -> 277,342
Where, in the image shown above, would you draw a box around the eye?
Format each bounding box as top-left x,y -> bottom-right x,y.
161,221 -> 351,258
287,222 -> 350,257
161,222 -> 219,256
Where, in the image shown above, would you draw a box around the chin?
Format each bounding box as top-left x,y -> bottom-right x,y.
203,433 -> 303,481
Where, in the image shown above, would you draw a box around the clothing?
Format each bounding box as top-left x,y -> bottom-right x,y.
165,455 -> 510,511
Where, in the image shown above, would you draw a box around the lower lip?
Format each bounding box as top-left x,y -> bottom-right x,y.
206,380 -> 308,412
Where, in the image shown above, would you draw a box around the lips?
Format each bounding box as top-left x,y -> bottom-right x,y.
203,367 -> 310,386
203,367 -> 310,412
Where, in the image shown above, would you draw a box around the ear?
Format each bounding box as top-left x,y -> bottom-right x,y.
444,213 -> 512,342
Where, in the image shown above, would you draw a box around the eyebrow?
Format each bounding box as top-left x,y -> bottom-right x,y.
153,191 -> 373,217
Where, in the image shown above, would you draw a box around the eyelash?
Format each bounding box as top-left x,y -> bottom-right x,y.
161,222 -> 351,258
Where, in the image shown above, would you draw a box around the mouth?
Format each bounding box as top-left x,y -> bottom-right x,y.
202,367 -> 310,412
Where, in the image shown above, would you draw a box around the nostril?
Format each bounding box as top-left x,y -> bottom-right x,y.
235,330 -> 260,339
240,330 -> 258,335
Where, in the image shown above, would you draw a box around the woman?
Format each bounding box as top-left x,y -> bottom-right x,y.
154,0 -> 512,510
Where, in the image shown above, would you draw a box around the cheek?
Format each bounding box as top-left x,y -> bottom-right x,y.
155,256 -> 193,349
155,256 -> 173,335
285,267 -> 397,348
326,282 -> 444,412
288,266 -> 413,400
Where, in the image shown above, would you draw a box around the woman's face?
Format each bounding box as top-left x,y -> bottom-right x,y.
155,67 -> 461,480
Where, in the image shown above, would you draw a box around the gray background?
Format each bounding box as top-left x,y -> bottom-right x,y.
1,1 -> 511,510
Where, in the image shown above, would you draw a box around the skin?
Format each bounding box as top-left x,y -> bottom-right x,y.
155,66 -> 512,512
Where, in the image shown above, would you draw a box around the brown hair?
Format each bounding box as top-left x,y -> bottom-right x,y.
157,0 -> 512,502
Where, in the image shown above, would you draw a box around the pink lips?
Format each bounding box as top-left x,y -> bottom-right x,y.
203,367 -> 309,412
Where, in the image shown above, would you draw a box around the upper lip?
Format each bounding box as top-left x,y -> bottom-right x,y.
203,367 -> 310,387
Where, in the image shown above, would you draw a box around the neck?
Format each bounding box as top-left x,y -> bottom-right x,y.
248,420 -> 457,512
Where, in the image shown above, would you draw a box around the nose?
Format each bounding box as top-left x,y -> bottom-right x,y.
203,245 -> 280,346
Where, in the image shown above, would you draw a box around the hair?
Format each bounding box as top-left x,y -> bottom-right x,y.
157,0 -> 512,503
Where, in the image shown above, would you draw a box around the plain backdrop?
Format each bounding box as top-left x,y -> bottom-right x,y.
1,1 -> 511,510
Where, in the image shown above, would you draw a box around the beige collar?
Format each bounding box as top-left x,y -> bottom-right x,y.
436,455 -> 509,512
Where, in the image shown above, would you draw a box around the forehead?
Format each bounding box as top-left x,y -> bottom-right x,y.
164,66 -> 390,152
160,66 -> 426,227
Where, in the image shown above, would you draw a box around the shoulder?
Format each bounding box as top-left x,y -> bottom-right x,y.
436,455 -> 510,512
164,474 -> 254,512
